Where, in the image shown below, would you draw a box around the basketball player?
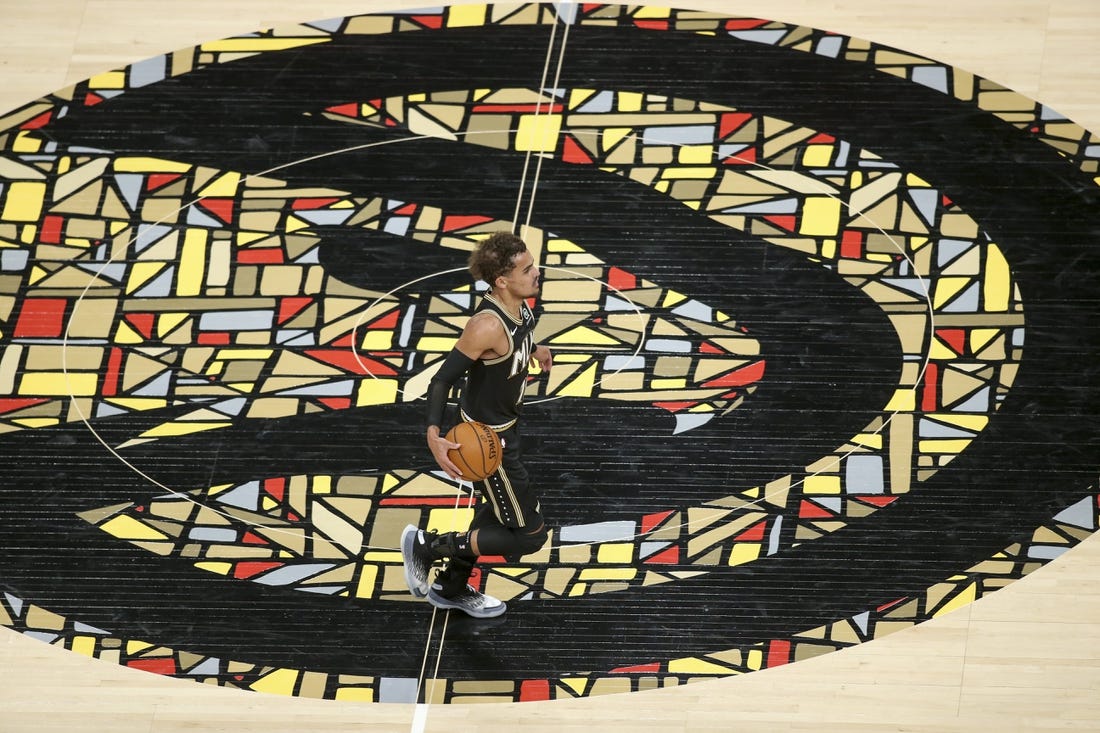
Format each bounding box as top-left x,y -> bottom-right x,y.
401,231 -> 553,618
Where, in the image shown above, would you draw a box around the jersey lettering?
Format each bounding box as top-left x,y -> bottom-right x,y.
509,333 -> 533,379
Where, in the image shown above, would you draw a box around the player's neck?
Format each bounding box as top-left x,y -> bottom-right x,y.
487,288 -> 523,320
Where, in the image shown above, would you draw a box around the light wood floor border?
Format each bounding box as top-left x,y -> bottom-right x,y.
1,2 -> 1098,731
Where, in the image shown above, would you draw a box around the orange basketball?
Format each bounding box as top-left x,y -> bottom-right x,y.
445,421 -> 503,481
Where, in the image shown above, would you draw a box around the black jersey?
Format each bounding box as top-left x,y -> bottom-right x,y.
459,293 -> 536,431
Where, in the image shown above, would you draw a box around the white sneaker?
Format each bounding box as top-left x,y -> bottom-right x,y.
400,525 -> 433,598
427,584 -> 507,618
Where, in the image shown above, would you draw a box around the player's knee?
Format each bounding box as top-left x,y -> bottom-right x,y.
513,523 -> 548,555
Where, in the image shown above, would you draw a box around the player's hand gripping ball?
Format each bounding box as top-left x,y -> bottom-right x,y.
445,421 -> 503,481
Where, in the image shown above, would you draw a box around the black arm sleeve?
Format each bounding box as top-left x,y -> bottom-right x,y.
425,349 -> 476,430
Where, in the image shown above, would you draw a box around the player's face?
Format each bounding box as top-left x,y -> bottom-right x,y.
501,249 -> 540,298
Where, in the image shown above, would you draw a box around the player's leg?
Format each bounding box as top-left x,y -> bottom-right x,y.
468,511 -> 548,560
400,524 -> 476,598
412,426 -> 546,617
426,504 -> 506,618
424,513 -> 548,616
471,425 -> 549,560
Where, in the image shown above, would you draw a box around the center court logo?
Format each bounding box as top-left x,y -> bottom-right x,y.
0,2 -> 1097,705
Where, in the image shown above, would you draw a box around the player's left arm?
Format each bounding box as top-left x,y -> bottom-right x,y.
531,344 -> 553,373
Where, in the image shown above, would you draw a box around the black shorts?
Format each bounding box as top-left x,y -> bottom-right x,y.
474,424 -> 542,529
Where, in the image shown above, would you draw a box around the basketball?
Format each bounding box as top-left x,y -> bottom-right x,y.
445,421 -> 503,481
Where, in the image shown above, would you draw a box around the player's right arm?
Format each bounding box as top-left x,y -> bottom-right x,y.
425,313 -> 506,478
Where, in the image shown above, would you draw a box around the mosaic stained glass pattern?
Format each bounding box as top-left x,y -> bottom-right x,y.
6,495 -> 1097,702
0,2 -> 1097,705
71,87 -> 1022,603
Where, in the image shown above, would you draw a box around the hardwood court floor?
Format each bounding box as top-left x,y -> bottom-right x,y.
0,1 -> 1099,731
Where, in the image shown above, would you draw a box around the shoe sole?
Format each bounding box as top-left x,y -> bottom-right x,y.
426,590 -> 507,619
400,525 -> 429,598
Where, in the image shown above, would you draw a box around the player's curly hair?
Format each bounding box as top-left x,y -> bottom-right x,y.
468,231 -> 528,285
